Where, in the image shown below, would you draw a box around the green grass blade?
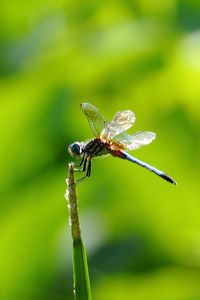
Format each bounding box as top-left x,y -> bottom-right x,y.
73,238 -> 92,300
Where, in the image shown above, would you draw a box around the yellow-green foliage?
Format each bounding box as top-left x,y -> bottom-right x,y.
0,1 -> 200,299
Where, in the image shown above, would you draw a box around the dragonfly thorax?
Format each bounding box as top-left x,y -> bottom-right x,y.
68,141 -> 85,158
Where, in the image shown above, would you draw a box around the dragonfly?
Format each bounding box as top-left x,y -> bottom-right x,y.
68,102 -> 176,185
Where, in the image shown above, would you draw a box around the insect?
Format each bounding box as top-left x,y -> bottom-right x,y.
68,102 -> 176,185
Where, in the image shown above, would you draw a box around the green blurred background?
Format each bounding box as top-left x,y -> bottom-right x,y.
1,0 -> 200,299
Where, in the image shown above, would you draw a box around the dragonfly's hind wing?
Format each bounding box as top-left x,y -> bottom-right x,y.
114,131 -> 156,150
101,110 -> 135,140
81,102 -> 107,137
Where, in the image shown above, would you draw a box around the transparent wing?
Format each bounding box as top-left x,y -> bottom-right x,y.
81,102 -> 107,137
101,110 -> 135,140
114,131 -> 156,150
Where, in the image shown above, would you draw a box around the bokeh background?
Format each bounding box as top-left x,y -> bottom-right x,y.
1,1 -> 200,299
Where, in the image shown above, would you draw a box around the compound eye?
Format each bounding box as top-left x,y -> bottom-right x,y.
72,143 -> 80,155
68,142 -> 81,158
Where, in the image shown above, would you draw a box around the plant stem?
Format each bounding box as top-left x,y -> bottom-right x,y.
65,163 -> 92,300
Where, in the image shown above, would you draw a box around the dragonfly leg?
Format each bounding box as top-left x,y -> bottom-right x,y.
86,159 -> 91,177
73,155 -> 87,172
76,158 -> 92,184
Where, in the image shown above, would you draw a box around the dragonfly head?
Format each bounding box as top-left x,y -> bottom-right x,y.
68,141 -> 84,159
